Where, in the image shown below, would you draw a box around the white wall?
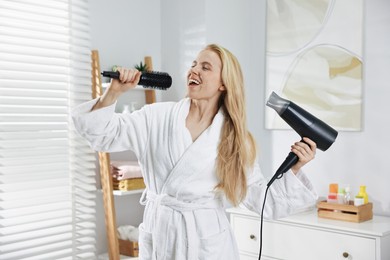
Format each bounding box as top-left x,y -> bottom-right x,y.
90,0 -> 390,253
90,0 -> 161,73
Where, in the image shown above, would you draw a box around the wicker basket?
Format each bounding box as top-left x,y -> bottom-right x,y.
118,239 -> 139,257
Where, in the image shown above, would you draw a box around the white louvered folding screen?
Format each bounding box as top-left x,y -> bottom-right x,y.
0,0 -> 97,259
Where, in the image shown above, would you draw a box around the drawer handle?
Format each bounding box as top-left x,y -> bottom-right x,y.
342,252 -> 349,258
249,234 -> 256,240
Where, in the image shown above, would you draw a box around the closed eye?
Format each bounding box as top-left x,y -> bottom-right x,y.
191,61 -> 213,70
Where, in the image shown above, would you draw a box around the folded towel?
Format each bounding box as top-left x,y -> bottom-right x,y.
112,178 -> 145,191
117,178 -> 145,191
110,160 -> 143,180
117,225 -> 139,242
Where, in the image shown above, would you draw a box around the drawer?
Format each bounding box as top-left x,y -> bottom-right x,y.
231,214 -> 261,255
231,214 -> 376,260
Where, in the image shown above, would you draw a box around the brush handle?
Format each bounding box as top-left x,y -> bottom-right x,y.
101,71 -> 172,90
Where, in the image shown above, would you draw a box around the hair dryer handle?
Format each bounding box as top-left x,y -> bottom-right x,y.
267,152 -> 299,187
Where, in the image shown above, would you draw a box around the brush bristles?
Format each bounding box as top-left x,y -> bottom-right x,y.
139,71 -> 172,90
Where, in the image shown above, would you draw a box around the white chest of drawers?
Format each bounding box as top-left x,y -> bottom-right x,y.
227,207 -> 390,260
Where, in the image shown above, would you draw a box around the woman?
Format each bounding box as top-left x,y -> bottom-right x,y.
72,44 -> 318,259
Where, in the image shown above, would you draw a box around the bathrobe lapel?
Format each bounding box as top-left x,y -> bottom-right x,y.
162,100 -> 224,196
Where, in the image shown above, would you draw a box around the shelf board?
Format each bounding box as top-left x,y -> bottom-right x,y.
98,253 -> 138,260
113,189 -> 144,196
97,189 -> 144,196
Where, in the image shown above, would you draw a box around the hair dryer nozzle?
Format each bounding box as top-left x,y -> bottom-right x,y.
266,92 -> 290,115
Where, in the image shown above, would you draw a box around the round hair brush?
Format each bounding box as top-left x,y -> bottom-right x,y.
101,71 -> 172,90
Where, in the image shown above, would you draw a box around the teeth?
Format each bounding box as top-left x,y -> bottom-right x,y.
189,79 -> 200,85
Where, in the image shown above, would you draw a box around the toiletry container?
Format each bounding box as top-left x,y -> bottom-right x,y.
337,188 -> 346,204
327,183 -> 338,203
357,185 -> 368,204
344,185 -> 351,204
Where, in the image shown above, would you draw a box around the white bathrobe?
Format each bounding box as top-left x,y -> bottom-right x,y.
72,97 -> 317,260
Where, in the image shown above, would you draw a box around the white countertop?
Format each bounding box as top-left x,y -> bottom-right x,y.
227,206 -> 390,237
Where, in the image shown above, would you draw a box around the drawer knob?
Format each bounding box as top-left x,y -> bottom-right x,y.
249,234 -> 256,240
342,252 -> 349,258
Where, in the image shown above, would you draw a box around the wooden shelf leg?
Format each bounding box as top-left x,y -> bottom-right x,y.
99,152 -> 120,260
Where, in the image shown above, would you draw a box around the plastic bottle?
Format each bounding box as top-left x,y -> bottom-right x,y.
344,185 -> 351,205
327,183 -> 338,203
357,185 -> 368,204
337,188 -> 345,204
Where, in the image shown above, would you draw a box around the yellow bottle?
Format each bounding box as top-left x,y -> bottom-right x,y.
357,185 -> 368,204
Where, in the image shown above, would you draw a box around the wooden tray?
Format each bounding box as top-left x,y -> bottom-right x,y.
317,200 -> 373,223
118,239 -> 139,257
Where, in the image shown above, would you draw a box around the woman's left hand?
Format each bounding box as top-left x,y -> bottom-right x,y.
290,137 -> 317,174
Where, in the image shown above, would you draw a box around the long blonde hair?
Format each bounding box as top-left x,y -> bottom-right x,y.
205,44 -> 257,206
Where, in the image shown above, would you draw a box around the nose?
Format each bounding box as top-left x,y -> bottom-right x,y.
190,65 -> 200,75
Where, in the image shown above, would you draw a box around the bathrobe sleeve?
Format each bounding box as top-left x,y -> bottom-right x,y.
71,98 -> 150,159
241,161 -> 318,219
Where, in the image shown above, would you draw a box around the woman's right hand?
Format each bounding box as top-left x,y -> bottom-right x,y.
92,67 -> 141,110
109,67 -> 142,95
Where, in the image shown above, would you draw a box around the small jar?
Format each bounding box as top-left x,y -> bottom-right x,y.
354,196 -> 364,206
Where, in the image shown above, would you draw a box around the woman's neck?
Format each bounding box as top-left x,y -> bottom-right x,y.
189,99 -> 219,123
185,98 -> 220,142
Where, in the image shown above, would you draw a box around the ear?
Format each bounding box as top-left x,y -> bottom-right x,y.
219,85 -> 226,91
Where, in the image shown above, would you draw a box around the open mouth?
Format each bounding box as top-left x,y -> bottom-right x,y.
188,78 -> 201,87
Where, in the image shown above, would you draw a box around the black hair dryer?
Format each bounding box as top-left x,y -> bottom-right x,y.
266,92 -> 338,187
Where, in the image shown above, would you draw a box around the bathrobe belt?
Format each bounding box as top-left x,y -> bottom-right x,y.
140,190 -> 223,260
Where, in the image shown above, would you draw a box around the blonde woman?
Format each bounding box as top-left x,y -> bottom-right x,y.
72,44 -> 318,260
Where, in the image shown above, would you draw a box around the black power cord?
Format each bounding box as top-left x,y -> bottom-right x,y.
258,173 -> 284,260
258,184 -> 270,260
